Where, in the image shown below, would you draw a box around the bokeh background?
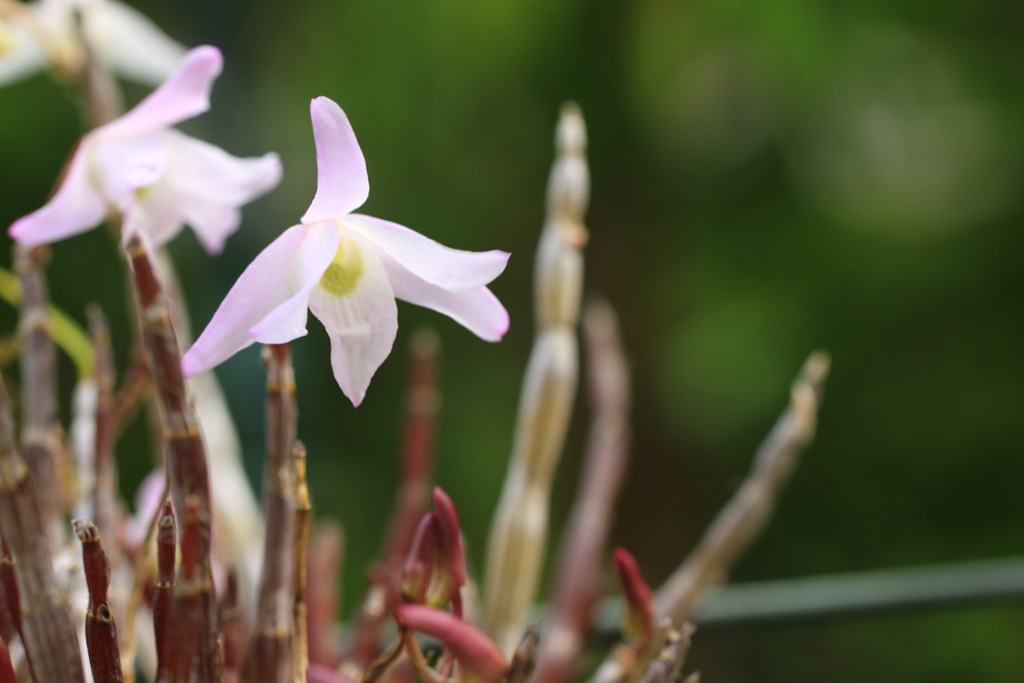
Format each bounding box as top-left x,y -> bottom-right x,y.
2,0 -> 1024,680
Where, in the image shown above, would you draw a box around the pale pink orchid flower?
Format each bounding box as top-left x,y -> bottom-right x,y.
181,96 -> 510,406
8,45 -> 282,254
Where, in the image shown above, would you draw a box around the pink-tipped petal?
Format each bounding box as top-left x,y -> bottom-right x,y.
8,144 -> 108,246
104,45 -> 222,138
161,131 -> 282,252
164,131 -> 282,205
380,251 -> 509,341
180,199 -> 241,255
307,237 -> 397,406
301,97 -> 370,223
247,222 -> 340,344
349,214 -> 509,291
181,222 -> 337,378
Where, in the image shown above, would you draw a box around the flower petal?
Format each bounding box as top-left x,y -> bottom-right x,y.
161,130 -> 282,252
379,250 -> 509,341
301,96 -> 369,223
88,0 -> 187,86
8,143 -> 108,246
164,130 -> 282,205
103,45 -> 222,138
348,214 -> 509,291
0,19 -> 46,86
92,134 -> 168,209
307,236 -> 397,406
247,223 -> 340,344
181,222 -> 338,378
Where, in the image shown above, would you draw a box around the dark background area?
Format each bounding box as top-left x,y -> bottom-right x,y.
2,1 -> 1023,680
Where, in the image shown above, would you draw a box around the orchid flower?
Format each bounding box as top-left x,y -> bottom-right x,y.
8,45 -> 282,254
0,0 -> 186,87
181,96 -> 510,405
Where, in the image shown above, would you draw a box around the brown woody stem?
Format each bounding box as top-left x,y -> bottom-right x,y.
74,519 -> 124,683
0,378 -> 85,683
220,570 -> 245,683
245,344 -> 298,683
293,443 -> 311,683
124,235 -> 220,682
15,245 -> 64,548
153,500 -> 175,683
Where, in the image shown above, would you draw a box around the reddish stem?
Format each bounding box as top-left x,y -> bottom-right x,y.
124,235 -> 220,682
74,519 -> 124,683
245,344 -> 298,683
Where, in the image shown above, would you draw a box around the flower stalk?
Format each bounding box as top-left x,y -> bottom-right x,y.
483,102 -> 588,656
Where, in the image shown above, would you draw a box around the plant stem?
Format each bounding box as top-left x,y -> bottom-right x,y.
483,102 -> 589,656
531,300 -> 631,683
124,235 -> 220,682
246,344 -> 299,683
0,378 -> 85,683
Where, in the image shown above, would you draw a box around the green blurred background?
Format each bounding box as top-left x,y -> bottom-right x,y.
2,0 -> 1024,680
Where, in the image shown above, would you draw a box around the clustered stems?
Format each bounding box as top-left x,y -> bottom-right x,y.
531,301 -> 632,683
484,102 -> 589,656
387,330 -> 441,569
346,331 -> 441,677
0,379 -> 85,683
153,500 -> 175,682
124,234 -> 220,682
15,245 -> 64,549
636,625 -> 695,683
653,351 -> 831,625
246,344 -> 299,683
73,519 -> 124,683
590,352 -> 831,683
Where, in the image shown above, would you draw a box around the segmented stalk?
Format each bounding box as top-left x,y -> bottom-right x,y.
245,344 -> 298,683
531,301 -> 631,683
483,103 -> 589,655
0,378 -> 85,683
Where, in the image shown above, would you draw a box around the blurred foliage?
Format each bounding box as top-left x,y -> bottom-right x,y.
2,0 -> 1024,680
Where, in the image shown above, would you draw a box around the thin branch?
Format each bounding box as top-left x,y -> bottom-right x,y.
531,300 -> 631,683
636,625 -> 693,683
153,500 -> 175,683
220,570 -> 245,683
0,378 -> 85,683
589,352 -> 829,683
74,519 -> 124,683
124,235 -> 220,682
293,443 -> 312,683
346,331 -> 441,675
307,522 -> 344,668
16,245 -> 64,548
245,344 -> 299,683
654,352 -> 830,625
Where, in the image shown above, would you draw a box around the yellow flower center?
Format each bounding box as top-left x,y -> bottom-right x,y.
319,238 -> 364,297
